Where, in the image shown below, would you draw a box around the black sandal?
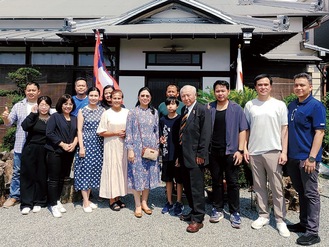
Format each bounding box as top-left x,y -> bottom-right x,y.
109,202 -> 121,211
117,200 -> 126,209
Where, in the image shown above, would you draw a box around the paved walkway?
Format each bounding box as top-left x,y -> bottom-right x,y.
1,178 -> 328,247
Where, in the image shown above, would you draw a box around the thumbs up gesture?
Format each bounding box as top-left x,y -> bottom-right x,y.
2,106 -> 10,124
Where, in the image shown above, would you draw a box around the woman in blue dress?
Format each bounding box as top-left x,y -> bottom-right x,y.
74,87 -> 104,213
125,87 -> 160,218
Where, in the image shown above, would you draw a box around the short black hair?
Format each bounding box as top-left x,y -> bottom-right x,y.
213,80 -> 230,91
165,96 -> 179,106
75,77 -> 87,85
293,73 -> 312,84
25,82 -> 40,90
166,84 -> 179,91
87,86 -> 100,96
37,96 -> 52,107
254,74 -> 273,86
55,94 -> 76,113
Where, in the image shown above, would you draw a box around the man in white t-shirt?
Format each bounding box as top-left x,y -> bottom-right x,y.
244,74 -> 290,238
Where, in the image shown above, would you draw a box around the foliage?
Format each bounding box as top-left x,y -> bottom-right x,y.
2,126 -> 16,151
6,94 -> 25,108
0,89 -> 15,96
197,86 -> 257,108
7,67 -> 41,95
283,93 -> 297,106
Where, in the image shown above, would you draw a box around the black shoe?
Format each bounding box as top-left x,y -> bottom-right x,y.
180,213 -> 192,222
297,234 -> 320,246
287,223 -> 306,233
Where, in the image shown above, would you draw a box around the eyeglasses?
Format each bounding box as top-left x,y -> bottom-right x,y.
290,108 -> 297,121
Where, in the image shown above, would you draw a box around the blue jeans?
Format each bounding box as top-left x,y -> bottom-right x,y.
9,152 -> 21,199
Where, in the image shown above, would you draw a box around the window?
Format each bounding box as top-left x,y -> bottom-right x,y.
31,53 -> 73,65
78,53 -> 113,66
0,53 -> 25,64
146,52 -> 202,67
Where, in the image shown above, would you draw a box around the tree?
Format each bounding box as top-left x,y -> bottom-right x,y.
7,68 -> 41,95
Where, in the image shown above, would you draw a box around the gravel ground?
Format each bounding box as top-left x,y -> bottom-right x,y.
1,177 -> 328,247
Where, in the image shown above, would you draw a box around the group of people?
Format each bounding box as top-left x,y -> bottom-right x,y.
1,73 -> 326,245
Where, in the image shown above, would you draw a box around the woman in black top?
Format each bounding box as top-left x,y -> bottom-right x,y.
45,94 -> 78,218
20,96 -> 52,215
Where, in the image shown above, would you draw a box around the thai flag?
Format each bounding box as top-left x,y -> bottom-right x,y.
235,45 -> 243,92
93,31 -> 119,97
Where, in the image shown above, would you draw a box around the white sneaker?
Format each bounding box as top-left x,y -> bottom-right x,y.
57,200 -> 67,213
32,206 -> 42,213
251,217 -> 270,230
277,222 -> 291,237
89,202 -> 98,209
51,205 -> 62,218
21,207 -> 31,215
83,206 -> 93,213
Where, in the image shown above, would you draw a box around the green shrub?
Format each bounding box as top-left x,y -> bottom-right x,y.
8,67 -> 41,95
2,126 -> 16,151
283,93 -> 298,106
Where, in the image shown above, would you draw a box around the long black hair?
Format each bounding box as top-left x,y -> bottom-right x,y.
135,86 -> 155,115
101,85 -> 115,107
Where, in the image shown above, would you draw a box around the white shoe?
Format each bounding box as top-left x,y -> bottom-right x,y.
277,222 -> 291,237
83,206 -> 92,213
32,206 -> 42,213
251,217 -> 270,230
51,205 -> 62,218
89,202 -> 98,209
57,200 -> 67,213
21,207 -> 31,215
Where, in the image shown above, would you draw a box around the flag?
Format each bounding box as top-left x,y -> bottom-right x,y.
93,31 -> 119,97
235,45 -> 243,91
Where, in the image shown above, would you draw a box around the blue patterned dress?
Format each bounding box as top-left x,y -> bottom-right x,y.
74,105 -> 105,191
125,106 -> 160,191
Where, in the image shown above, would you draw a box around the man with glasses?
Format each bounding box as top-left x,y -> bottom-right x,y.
286,73 -> 326,246
244,74 -> 290,237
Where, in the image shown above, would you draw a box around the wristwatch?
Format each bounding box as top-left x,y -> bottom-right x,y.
238,149 -> 244,154
308,156 -> 316,163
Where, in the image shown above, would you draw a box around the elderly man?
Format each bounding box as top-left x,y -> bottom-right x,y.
178,85 -> 211,233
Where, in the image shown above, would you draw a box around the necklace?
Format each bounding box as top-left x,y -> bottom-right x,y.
39,116 -> 50,123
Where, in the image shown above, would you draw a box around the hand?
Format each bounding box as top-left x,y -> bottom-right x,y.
60,142 -> 70,151
278,152 -> 287,166
159,136 -> 166,145
67,142 -> 76,152
2,106 -> 9,119
175,158 -> 180,167
303,159 -> 316,174
31,105 -> 38,113
244,150 -> 250,164
79,147 -> 85,158
233,152 -> 243,166
128,149 -> 135,163
117,130 -> 126,138
196,157 -> 204,165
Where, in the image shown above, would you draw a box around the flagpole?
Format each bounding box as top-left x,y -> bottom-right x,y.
235,44 -> 244,92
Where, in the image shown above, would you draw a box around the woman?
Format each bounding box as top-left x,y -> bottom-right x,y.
97,90 -> 129,211
45,94 -> 78,218
125,87 -> 160,218
100,85 -> 115,110
74,87 -> 104,213
20,96 -> 52,215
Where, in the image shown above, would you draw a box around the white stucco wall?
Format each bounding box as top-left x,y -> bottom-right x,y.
119,76 -> 145,109
119,38 -> 230,71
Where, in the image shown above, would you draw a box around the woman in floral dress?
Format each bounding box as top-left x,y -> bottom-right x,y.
125,87 -> 160,218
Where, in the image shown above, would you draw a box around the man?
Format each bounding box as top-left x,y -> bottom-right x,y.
2,82 -> 41,208
71,77 -> 88,116
178,85 -> 211,233
208,80 -> 248,228
158,84 -> 184,118
286,73 -> 326,246
244,74 -> 290,237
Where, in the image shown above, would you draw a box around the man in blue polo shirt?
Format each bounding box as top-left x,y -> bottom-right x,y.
286,72 -> 326,246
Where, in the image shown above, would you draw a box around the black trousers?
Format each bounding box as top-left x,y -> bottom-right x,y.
20,144 -> 47,209
209,148 -> 240,213
180,163 -> 205,223
46,150 -> 74,206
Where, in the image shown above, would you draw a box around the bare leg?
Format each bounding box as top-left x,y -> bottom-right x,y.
176,183 -> 183,203
132,189 -> 142,213
141,189 -> 150,210
81,190 -> 90,207
166,182 -> 173,204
